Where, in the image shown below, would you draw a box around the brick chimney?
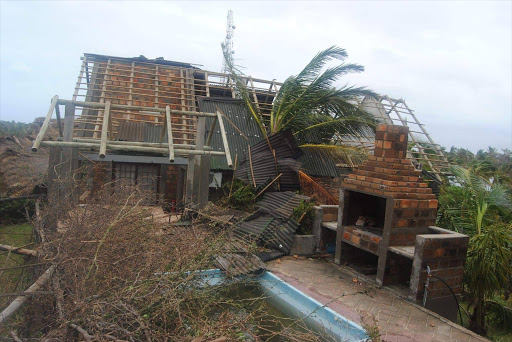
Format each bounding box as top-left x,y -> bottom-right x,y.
342,124 -> 438,243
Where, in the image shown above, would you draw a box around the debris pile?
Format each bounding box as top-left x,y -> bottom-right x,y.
215,191 -> 310,275
2,184 -> 321,341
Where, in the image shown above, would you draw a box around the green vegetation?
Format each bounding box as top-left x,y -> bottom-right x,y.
223,179 -> 257,210
0,223 -> 33,308
437,147 -> 512,339
0,199 -> 35,225
292,199 -> 315,235
224,45 -> 375,166
0,120 -> 30,137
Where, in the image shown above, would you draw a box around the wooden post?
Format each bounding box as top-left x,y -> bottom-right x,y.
206,116 -> 218,146
248,145 -> 256,187
55,105 -> 63,137
186,117 -> 206,207
99,101 -> 111,158
62,103 -> 78,202
32,95 -> 59,152
165,105 -> 175,162
216,111 -> 233,168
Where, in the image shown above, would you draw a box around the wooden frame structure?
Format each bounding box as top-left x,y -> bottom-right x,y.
332,96 -> 450,180
71,54 -> 281,142
32,98 -> 233,168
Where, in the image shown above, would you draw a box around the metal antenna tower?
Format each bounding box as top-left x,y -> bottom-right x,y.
221,10 -> 235,76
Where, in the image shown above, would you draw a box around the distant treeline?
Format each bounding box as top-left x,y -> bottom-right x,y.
0,120 -> 31,137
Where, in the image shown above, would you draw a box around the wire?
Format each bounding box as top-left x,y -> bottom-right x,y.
428,274 -> 464,325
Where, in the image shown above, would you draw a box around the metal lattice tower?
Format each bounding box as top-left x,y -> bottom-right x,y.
221,10 -> 235,76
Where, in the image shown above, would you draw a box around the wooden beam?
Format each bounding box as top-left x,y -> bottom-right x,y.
99,101 -> 111,158
41,141 -> 226,156
0,244 -> 37,257
55,105 -> 63,137
248,145 -> 256,187
32,95 -> 59,152
206,115 -> 218,146
56,99 -> 217,117
255,173 -> 282,198
71,138 -> 197,150
0,265 -> 56,325
216,110 -> 233,168
165,105 -> 175,162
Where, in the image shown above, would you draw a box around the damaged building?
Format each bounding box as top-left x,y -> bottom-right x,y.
30,52 -> 468,321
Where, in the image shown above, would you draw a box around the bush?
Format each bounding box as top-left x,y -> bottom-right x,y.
224,179 -> 256,210
0,199 -> 35,224
292,199 -> 315,235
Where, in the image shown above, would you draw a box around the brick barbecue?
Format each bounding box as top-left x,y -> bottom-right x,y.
334,124 -> 468,314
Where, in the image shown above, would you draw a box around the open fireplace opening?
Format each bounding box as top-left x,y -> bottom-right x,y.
344,190 -> 387,234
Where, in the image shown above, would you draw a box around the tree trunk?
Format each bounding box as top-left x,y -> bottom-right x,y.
469,299 -> 486,335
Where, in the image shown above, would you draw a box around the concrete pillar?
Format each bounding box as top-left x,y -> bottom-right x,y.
312,206 -> 323,253
186,116 -> 209,208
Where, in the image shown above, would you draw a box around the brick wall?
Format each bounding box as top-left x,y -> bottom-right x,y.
342,226 -> 381,255
165,165 -> 181,201
342,124 -> 438,246
410,227 -> 469,300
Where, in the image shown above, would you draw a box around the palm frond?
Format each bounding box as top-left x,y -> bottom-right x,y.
221,47 -> 267,137
300,143 -> 368,167
295,45 -> 348,83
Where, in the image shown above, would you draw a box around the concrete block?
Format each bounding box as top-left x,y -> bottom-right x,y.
290,235 -> 316,256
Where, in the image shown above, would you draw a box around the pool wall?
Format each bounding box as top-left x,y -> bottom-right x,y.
194,269 -> 368,341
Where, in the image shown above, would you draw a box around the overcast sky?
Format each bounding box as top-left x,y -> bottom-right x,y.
0,1 -> 510,152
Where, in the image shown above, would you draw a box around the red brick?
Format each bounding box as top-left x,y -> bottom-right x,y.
428,200 -> 439,209
351,235 -> 361,245
433,248 -> 445,257
397,219 -> 408,228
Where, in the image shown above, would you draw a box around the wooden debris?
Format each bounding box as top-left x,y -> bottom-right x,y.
0,243 -> 37,257
70,323 -> 94,341
0,265 -> 56,325
9,330 -> 22,342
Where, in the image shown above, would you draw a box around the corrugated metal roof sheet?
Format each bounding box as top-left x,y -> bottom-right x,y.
299,149 -> 339,178
116,121 -> 168,144
197,97 -> 264,170
260,218 -> 299,253
116,121 -> 145,142
197,97 -> 338,177
215,253 -> 266,276
235,130 -> 303,191
256,192 -> 310,220
144,124 -> 168,143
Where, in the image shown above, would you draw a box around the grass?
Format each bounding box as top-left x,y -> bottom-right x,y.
0,223 -> 34,308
